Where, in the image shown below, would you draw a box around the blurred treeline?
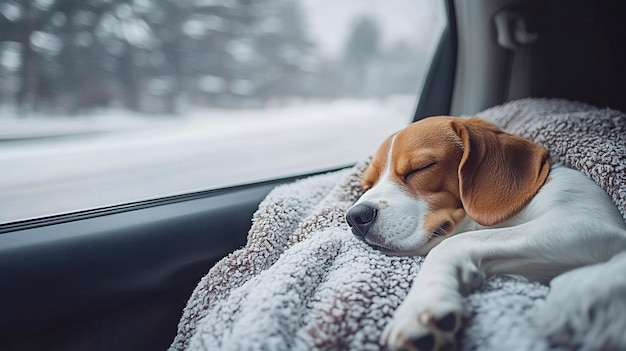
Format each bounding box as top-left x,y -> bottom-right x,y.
0,0 -> 430,116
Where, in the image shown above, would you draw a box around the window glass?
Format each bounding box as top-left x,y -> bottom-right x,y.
0,0 -> 445,223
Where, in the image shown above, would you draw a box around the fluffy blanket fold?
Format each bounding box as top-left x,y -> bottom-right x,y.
169,98 -> 626,351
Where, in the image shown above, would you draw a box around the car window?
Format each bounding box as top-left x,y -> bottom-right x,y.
0,0 -> 445,224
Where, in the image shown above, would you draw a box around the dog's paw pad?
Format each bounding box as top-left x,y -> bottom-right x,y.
382,309 -> 462,351
412,333 -> 435,351
434,312 -> 459,332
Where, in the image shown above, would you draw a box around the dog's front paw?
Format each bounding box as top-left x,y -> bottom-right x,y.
381,301 -> 462,351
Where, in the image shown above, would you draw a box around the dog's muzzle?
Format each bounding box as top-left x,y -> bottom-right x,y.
346,203 -> 378,238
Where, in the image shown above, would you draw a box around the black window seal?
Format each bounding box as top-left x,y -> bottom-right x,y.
413,0 -> 458,121
0,165 -> 351,234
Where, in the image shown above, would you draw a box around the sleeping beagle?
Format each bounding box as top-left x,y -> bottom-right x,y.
346,116 -> 626,351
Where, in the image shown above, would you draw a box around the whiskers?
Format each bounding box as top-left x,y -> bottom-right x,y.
432,222 -> 451,238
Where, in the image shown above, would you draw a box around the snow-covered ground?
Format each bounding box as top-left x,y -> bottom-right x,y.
0,96 -> 415,223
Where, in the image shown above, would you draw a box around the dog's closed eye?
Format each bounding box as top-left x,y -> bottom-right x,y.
404,162 -> 437,181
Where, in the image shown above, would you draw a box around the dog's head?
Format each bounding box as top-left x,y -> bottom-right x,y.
346,116 -> 550,256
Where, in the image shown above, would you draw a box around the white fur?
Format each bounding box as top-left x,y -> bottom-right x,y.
353,134 -> 433,254
537,251 -> 626,351
357,162 -> 626,351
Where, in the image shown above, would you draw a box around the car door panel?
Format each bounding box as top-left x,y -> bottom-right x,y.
0,180 -> 281,350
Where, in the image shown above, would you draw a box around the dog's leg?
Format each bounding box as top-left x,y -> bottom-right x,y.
381,216 -> 626,351
538,251 -> 626,351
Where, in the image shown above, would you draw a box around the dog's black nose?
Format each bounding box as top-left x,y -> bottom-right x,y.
346,204 -> 378,237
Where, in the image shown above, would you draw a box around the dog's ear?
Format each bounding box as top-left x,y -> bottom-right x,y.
450,117 -> 551,226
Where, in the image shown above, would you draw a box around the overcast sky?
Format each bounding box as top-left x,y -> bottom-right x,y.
299,0 -> 445,58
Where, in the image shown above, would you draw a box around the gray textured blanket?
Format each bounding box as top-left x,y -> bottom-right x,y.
170,99 -> 626,351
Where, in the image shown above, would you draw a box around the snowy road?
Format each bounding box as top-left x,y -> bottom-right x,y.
0,98 -> 413,223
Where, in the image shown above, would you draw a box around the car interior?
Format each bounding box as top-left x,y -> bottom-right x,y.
1,0 -> 625,350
